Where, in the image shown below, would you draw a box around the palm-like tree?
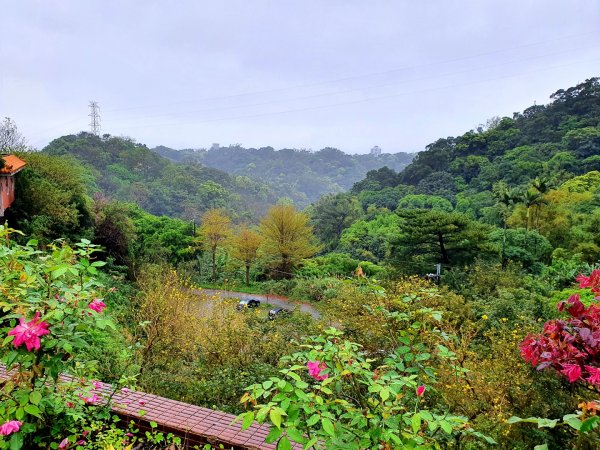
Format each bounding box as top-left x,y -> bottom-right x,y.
531,176 -> 553,229
494,186 -> 523,268
523,190 -> 542,232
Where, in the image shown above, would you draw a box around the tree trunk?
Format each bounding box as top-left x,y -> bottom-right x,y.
211,248 -> 217,282
438,233 -> 449,264
501,220 -> 508,270
245,264 -> 250,285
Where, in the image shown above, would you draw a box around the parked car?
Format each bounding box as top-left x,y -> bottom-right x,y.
236,298 -> 261,310
268,307 -> 291,320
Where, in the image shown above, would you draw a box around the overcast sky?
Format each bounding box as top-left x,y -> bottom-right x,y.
1,1 -> 599,154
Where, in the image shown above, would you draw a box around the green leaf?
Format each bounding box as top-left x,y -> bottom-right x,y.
52,267 -> 68,278
536,418 -> 559,429
242,411 -> 254,430
9,432 -> 23,450
24,404 -> 41,418
265,427 -> 283,444
440,420 -> 453,434
285,427 -> 305,443
270,408 -> 282,429
295,380 -> 309,389
304,437 -> 318,450
150,421 -> 157,428
276,436 -> 293,450
411,413 -> 422,434
307,414 -> 320,426
321,417 -> 335,436
29,391 -> 42,406
580,416 -> 600,433
562,414 -> 582,431
533,445 -> 548,450
380,388 -> 390,402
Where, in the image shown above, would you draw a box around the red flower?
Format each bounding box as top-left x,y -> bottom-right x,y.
557,294 -> 586,318
8,312 -> 50,351
416,385 -> 426,397
577,270 -> 600,295
0,420 -> 22,436
307,361 -> 328,381
560,363 -> 582,383
88,299 -> 106,313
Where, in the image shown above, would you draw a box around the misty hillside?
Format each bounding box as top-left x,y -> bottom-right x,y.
42,132 -> 277,220
153,145 -> 414,206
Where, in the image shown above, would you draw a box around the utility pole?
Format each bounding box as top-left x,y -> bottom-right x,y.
88,101 -> 101,135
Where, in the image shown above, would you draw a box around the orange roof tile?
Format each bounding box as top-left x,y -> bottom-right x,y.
0,155 -> 26,175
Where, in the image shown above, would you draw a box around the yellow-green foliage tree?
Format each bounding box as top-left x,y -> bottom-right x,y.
134,266 -> 202,377
259,204 -> 319,278
508,171 -> 600,262
199,208 -> 232,281
230,226 -> 263,285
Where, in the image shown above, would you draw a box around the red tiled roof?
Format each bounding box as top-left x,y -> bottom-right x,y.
0,155 -> 26,174
0,365 -> 301,449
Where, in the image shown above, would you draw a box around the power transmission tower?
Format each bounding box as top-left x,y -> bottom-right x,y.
88,101 -> 101,135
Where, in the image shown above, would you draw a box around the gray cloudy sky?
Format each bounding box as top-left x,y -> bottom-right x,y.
1,1 -> 599,154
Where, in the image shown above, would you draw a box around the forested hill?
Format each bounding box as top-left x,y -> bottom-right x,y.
352,77 -> 600,204
42,133 -> 277,220
153,145 -> 414,206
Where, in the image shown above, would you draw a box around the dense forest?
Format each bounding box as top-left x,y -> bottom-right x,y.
154,144 -> 414,206
42,133 -> 277,220
1,77 -> 600,449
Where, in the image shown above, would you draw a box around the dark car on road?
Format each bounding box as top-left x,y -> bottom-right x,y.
237,298 -> 261,310
268,307 -> 291,320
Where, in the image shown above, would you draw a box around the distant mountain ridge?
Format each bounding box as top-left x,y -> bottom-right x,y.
152,145 -> 414,207
42,133 -> 277,221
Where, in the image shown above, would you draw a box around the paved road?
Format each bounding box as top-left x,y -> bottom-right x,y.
192,288 -> 321,319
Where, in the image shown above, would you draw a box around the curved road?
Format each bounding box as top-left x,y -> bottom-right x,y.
192,288 -> 321,319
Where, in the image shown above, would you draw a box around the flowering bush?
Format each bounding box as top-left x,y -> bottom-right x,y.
511,271 -> 600,441
520,271 -> 600,387
238,329 -> 494,449
0,226 -> 123,449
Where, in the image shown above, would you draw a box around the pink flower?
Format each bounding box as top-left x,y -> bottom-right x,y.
121,387 -> 130,394
8,312 -> 50,351
58,438 -> 69,449
307,361 -> 328,381
66,401 -> 74,408
561,363 -> 582,383
0,420 -> 22,436
416,385 -> 426,397
91,380 -> 102,389
76,440 -> 85,446
88,299 -> 106,313
80,393 -> 99,404
585,366 -> 600,386
138,400 -> 146,406
82,430 -> 89,437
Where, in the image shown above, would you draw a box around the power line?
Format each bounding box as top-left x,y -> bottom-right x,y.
107,55 -> 600,132
103,29 -> 600,114
106,43 -> 599,124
